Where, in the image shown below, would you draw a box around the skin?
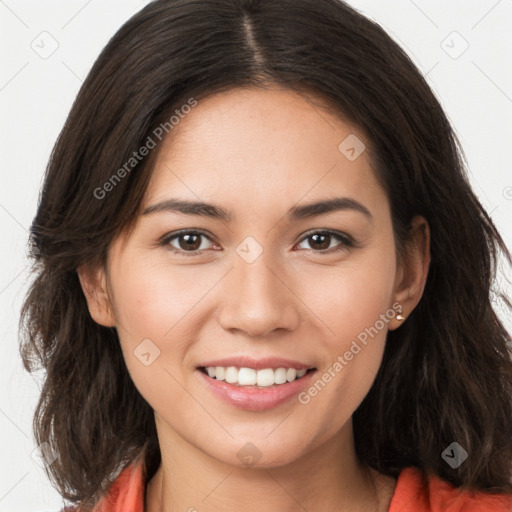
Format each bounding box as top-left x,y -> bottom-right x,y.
79,86 -> 430,512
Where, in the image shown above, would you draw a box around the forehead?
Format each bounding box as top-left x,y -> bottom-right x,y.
143,87 -> 386,221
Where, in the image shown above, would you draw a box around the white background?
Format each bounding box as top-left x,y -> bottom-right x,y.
1,1 -> 511,510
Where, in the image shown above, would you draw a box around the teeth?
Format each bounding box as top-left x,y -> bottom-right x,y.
225,366 -> 238,384
204,366 -> 311,387
257,368 -> 274,387
238,367 -> 257,386
274,367 -> 287,384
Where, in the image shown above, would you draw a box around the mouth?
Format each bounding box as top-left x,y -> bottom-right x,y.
195,355 -> 319,411
198,366 -> 317,388
196,364 -> 318,411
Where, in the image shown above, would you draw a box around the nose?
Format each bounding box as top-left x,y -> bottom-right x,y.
217,248 -> 300,338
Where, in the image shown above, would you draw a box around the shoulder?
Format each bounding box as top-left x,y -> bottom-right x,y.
388,466 -> 512,512
56,459 -> 146,512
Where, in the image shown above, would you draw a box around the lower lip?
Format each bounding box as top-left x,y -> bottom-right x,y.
196,368 -> 317,411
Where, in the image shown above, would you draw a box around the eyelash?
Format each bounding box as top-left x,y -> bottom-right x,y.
159,229 -> 356,257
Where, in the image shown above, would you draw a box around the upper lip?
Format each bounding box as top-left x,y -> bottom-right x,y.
198,356 -> 316,371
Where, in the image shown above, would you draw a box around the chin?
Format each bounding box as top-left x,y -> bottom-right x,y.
209,436 -> 310,470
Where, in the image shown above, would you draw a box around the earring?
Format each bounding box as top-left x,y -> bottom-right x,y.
396,314 -> 405,321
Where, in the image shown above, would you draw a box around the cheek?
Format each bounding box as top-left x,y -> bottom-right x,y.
110,257 -> 216,342
305,243 -> 397,348
295,244 -> 395,429
108,259 -> 206,411
108,256 -> 229,398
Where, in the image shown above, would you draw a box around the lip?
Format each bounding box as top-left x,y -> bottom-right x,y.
196,366 -> 317,411
198,356 -> 315,371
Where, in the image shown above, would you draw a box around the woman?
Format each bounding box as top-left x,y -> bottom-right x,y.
19,0 -> 512,511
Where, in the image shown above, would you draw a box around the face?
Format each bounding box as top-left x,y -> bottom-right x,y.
81,86 -> 427,468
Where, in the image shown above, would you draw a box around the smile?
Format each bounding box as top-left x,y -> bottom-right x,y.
199,366 -> 314,387
196,365 -> 318,411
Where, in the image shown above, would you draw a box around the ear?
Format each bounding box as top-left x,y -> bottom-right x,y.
389,215 -> 431,330
77,263 -> 116,327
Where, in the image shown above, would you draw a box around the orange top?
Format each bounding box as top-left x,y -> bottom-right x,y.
65,459 -> 512,512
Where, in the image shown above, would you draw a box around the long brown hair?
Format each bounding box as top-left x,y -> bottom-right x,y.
19,0 -> 512,508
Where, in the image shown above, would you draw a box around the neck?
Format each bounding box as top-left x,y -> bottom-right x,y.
145,417 -> 396,512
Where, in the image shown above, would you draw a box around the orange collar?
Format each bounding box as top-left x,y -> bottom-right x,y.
89,460 -> 512,512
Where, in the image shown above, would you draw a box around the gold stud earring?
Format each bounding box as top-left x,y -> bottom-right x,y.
396,314 -> 405,321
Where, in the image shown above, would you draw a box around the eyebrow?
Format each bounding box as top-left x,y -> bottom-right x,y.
142,197 -> 373,222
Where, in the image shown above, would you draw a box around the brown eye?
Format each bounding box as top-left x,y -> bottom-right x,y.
175,233 -> 203,251
296,231 -> 354,253
160,229 -> 354,257
162,230 -> 216,255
